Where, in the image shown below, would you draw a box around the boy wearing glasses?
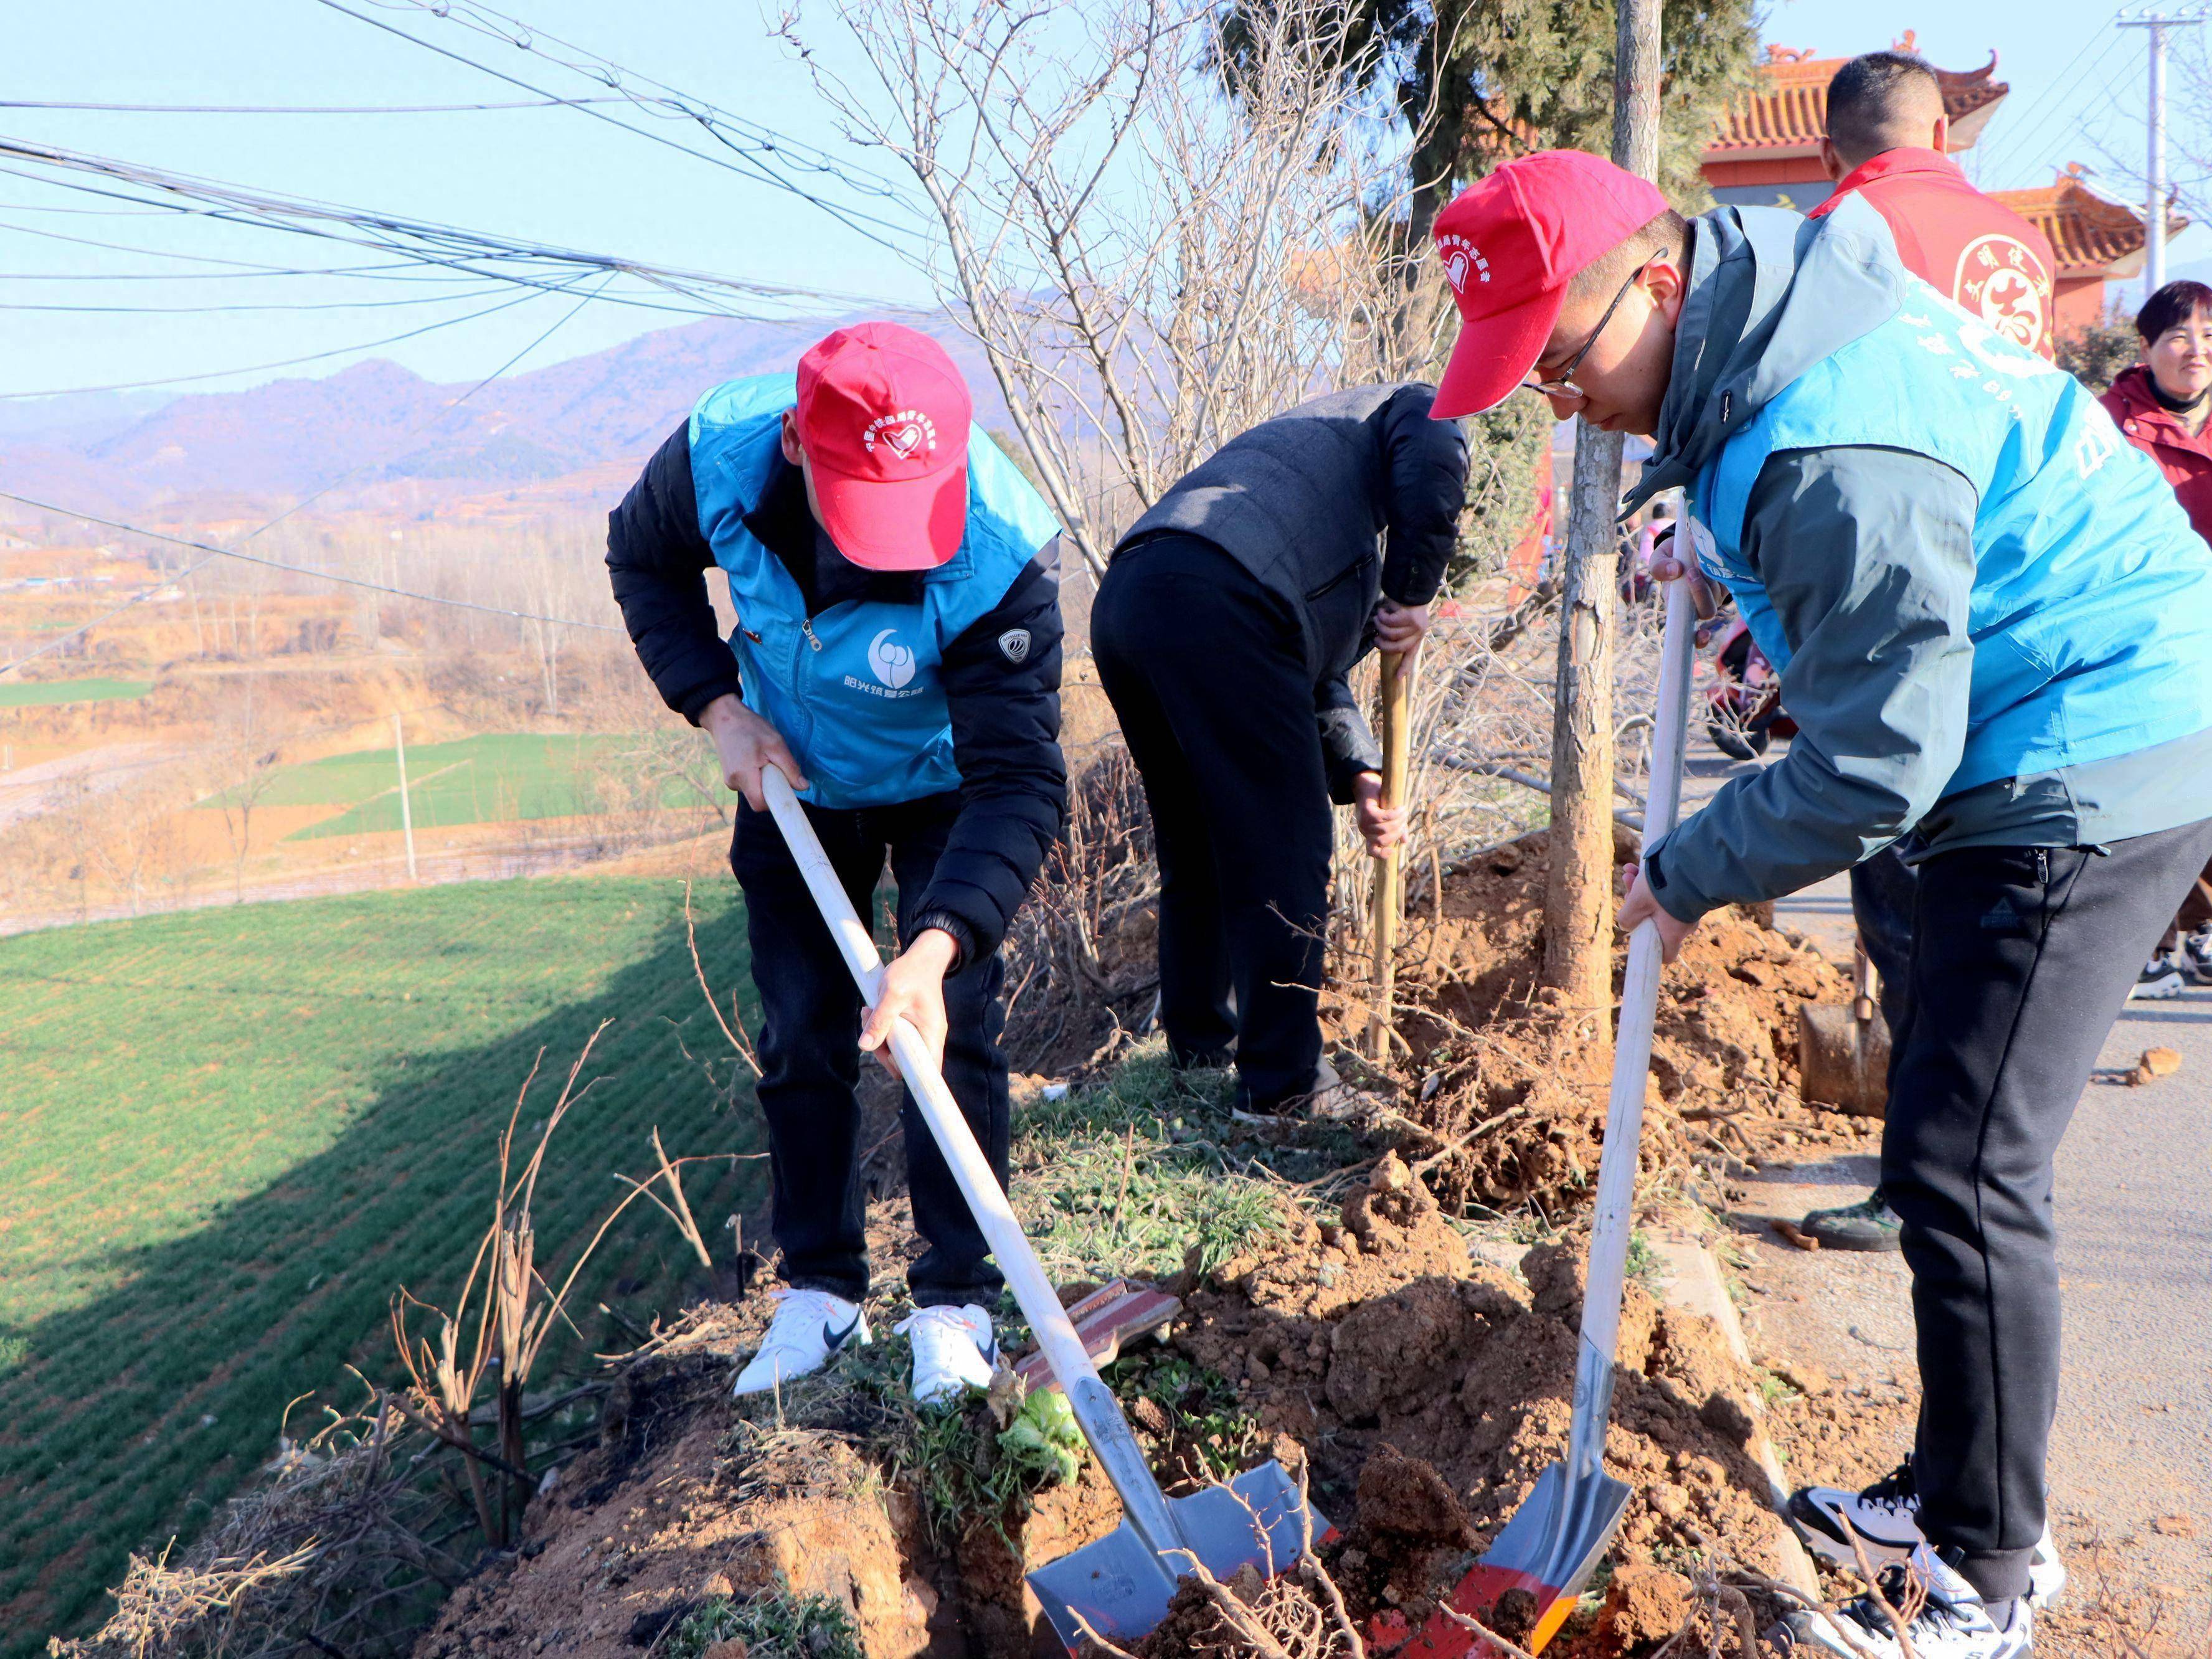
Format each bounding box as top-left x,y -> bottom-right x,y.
1429,151 -> 2212,1659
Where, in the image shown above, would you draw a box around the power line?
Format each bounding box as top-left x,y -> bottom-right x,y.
310,0 -> 926,255
0,286 -> 519,314
1975,22 -> 2130,182
0,276 -> 617,673
0,136 -> 909,320
0,494 -> 623,634
347,0 -> 913,197
0,553 -> 220,679
0,278 -> 570,399
0,96 -> 633,115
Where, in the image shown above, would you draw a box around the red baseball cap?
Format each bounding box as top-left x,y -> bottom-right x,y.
795,321 -> 973,570
1430,150 -> 1670,417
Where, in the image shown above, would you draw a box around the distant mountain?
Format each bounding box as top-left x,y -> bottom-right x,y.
0,313 -> 1014,526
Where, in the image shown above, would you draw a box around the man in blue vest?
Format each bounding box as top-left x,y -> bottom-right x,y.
1429,151 -> 2212,1658
605,322 -> 1066,1405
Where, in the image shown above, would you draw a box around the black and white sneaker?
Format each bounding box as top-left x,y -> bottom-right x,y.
1789,1461 -> 2066,1609
1788,1546 -> 2031,1659
2132,954 -> 2187,1000
2183,924 -> 2212,984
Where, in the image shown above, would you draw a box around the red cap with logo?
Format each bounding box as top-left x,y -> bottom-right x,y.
795,321 -> 973,570
1430,150 -> 1670,418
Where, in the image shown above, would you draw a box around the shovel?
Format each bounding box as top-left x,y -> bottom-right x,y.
1384,568 -> 1698,1658
1796,940 -> 1889,1117
760,764 -> 1329,1653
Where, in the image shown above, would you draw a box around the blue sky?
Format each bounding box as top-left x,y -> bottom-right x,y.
1,0 -> 2196,405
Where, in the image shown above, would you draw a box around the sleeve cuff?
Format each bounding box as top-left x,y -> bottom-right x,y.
677,676 -> 743,727
1642,843 -> 1714,925
906,909 -> 978,971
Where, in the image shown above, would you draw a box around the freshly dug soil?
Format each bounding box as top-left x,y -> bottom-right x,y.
1170,1154 -> 1803,1640
1338,828 -> 1878,1217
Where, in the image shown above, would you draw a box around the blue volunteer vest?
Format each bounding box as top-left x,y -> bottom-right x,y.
1690,276 -> 2212,795
689,374 -> 1061,810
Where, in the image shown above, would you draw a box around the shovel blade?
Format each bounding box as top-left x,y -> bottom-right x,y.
1028,1460 -> 1330,1653
1385,1462 -> 1632,1657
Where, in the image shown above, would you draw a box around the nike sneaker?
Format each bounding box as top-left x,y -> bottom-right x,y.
732,1288 -> 870,1397
896,1303 -> 999,1406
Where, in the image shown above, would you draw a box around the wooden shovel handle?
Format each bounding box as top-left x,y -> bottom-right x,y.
1367,650 -> 1415,1058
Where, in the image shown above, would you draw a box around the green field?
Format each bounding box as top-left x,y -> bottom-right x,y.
211,732 -> 697,839
0,677 -> 154,709
0,877 -> 765,1655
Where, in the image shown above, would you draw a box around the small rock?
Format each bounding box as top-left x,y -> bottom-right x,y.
2152,1513 -> 2198,1538
701,1572 -> 735,1600
2133,1046 -> 2183,1085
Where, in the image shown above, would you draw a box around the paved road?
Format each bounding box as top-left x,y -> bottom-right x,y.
1685,742 -> 2212,1633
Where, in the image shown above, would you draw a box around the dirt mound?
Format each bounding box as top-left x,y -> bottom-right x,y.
1173,1155 -> 1800,1637
1347,828 -> 1875,1217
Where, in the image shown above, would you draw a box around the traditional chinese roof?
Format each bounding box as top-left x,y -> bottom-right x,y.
1991,165 -> 2188,279
1705,36 -> 2010,162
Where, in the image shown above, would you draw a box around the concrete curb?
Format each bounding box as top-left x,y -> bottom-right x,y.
1649,1234 -> 1823,1597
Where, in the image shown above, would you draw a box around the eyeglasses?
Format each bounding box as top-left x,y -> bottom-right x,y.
1523,260 -> 1653,401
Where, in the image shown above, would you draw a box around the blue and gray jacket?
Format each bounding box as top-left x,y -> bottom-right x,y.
1625,196 -> 2212,922
605,373 -> 1067,960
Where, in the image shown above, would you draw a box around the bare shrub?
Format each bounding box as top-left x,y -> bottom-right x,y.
783,0 -> 1445,574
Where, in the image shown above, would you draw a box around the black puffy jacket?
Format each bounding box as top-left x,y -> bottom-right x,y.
605,423 -> 1066,963
1114,383 -> 1468,796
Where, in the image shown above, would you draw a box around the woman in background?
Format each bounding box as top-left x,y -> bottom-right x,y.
2105,280 -> 2212,996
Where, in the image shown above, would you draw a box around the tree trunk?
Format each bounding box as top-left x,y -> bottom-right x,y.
1539,0 -> 1662,1016
1541,430 -> 1623,1016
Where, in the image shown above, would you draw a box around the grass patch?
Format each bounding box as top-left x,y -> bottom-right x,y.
0,676 -> 153,708
1102,1349 -> 1264,1485
1012,1041 -> 1322,1282
0,876 -> 765,1658
666,1581 -> 863,1659
192,732 -> 694,839
1626,1228 -> 1665,1295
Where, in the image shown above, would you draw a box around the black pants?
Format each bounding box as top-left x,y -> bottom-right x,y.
1092,536 -> 1333,1110
732,794 -> 1009,1308
1883,819 -> 2212,1599
1850,847 -> 1917,1033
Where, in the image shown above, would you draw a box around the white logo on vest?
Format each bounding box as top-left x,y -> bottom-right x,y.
867,628 -> 917,689
997,628 -> 1032,664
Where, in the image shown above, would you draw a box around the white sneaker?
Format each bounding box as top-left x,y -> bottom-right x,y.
895,1303 -> 998,1406
1789,1462 -> 2066,1609
2132,954 -> 2186,999
732,1288 -> 869,1397
1789,1545 -> 2031,1659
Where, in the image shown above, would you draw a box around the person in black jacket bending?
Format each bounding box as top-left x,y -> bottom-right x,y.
1094,384 -> 1470,1113
606,323 -> 1066,1406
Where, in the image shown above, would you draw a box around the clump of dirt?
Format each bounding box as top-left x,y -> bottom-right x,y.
1345,828 -> 1876,1217
1173,1155 -> 1802,1638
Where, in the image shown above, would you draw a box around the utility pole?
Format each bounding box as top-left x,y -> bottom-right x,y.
1541,0 -> 1662,1018
2120,7 -> 2208,295
393,712 -> 418,883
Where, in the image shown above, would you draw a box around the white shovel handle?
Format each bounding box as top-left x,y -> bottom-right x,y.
1564,570 -> 1696,1483
757,765 -> 1189,1561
